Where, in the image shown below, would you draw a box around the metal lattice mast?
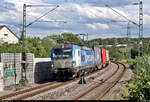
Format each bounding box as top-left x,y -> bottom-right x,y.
20,4 -> 59,84
138,1 -> 143,56
19,4 -> 27,84
22,4 -> 26,48
127,22 -> 131,58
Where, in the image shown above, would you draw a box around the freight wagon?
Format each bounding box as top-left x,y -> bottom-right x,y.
94,47 -> 102,69
50,43 -> 110,80
106,50 -> 110,65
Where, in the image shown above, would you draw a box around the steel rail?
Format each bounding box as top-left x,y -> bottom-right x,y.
72,62 -> 119,100
0,63 -> 111,100
96,62 -> 127,100
0,81 -> 57,100
10,82 -> 64,100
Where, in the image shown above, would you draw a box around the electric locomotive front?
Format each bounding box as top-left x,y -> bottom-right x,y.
50,43 -> 80,80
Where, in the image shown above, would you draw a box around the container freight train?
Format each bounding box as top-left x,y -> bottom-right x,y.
50,43 -> 110,80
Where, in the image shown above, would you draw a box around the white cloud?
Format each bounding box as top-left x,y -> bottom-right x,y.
143,14 -> 150,25
0,0 -> 150,39
86,23 -> 109,30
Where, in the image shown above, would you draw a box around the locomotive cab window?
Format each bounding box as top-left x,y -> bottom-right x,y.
52,48 -> 72,58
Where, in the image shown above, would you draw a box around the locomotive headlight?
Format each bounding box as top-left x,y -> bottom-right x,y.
51,62 -> 54,68
72,61 -> 76,67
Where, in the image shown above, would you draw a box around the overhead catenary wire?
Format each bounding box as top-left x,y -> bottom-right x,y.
26,5 -> 59,27
85,6 -> 126,38
105,5 -> 139,26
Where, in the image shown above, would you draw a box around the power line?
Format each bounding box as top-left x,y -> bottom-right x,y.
105,5 -> 139,26
106,3 -> 144,57
26,5 -> 59,27
37,20 -> 67,23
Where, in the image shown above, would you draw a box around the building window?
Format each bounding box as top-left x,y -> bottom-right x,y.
4,34 -> 8,36
4,32 -> 8,37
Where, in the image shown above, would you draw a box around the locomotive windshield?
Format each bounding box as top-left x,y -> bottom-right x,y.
52,48 -> 72,59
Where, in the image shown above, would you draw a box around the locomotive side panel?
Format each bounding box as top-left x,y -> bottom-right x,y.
73,45 -> 81,67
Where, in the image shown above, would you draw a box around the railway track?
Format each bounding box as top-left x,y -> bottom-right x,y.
0,81 -> 62,100
0,64 -> 110,100
72,62 -> 127,100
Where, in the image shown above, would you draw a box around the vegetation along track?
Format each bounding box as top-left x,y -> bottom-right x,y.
72,62 -> 127,100
0,64 -> 110,100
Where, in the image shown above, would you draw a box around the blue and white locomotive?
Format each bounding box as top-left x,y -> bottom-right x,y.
50,43 -> 96,80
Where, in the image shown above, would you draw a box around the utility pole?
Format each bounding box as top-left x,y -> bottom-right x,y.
106,3 -> 143,57
109,20 -> 131,58
19,4 -> 27,84
19,4 -> 59,84
138,1 -> 143,56
22,4 -> 26,43
127,22 -> 131,58
87,33 -> 88,41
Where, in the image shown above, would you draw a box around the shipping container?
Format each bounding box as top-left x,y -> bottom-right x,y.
81,47 -> 94,66
101,48 -> 106,63
94,47 -> 101,65
106,50 -> 109,61
107,50 -> 110,61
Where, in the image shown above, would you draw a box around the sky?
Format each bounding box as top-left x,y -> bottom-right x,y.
0,0 -> 149,40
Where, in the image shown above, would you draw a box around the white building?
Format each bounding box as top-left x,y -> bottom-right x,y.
0,25 -> 19,44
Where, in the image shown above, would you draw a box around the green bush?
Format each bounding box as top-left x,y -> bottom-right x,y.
0,33 -> 82,58
127,56 -> 150,74
124,56 -> 150,100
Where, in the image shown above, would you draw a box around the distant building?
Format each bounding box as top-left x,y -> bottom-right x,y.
0,25 -> 19,44
116,44 -> 127,47
98,44 -> 127,47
